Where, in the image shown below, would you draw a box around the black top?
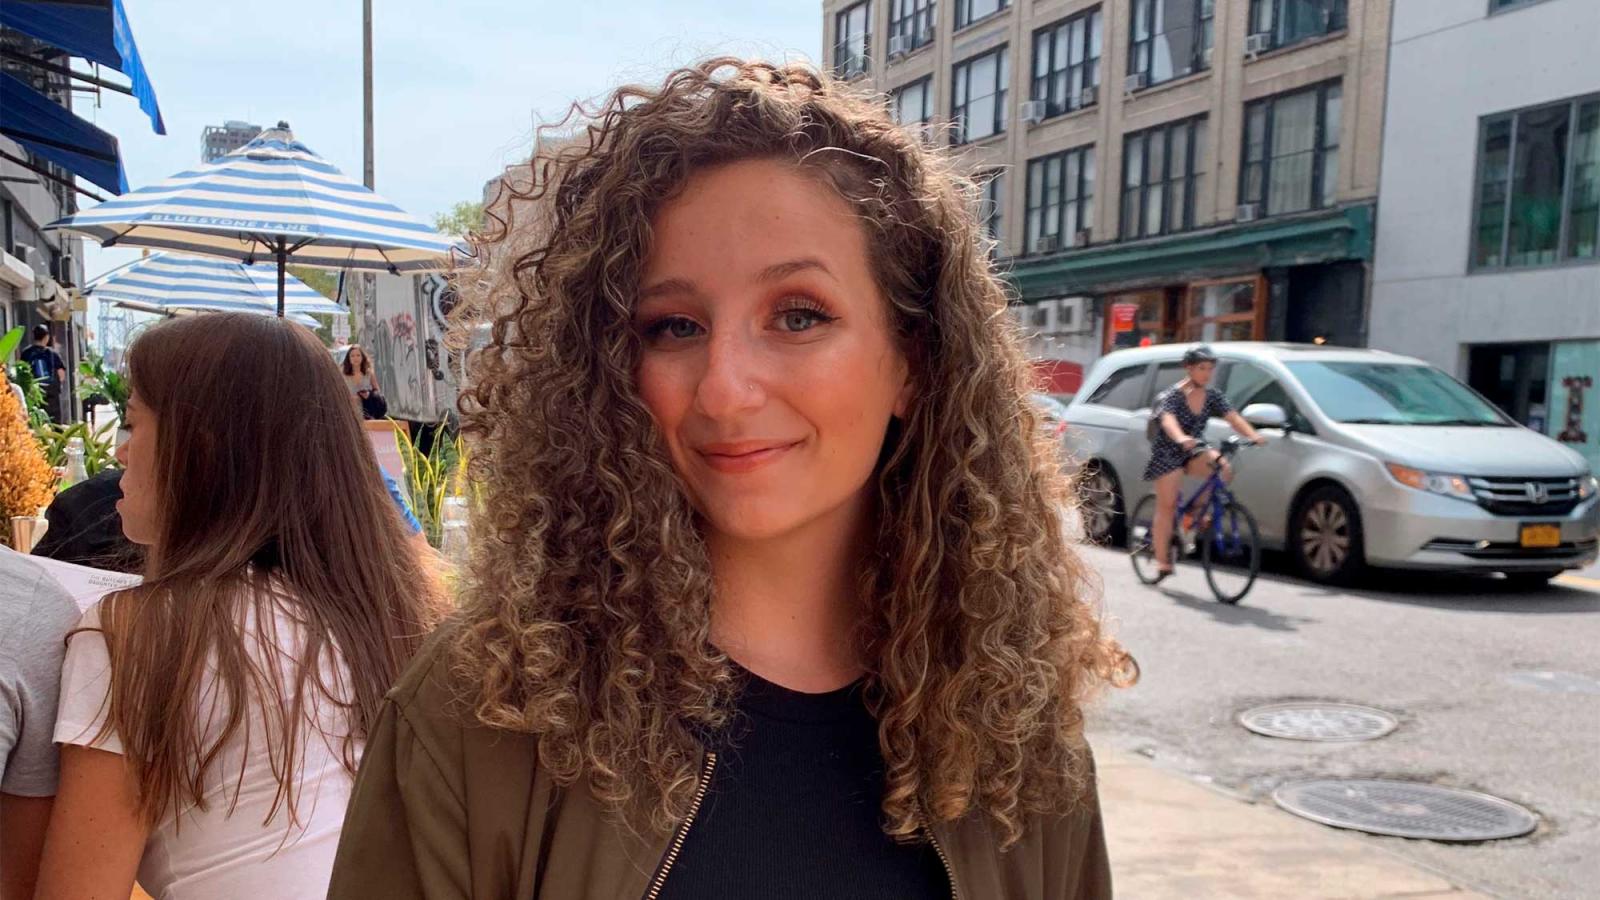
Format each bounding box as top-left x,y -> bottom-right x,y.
1144,383 -> 1233,480
20,344 -> 65,387
654,665 -> 952,900
32,470 -> 143,574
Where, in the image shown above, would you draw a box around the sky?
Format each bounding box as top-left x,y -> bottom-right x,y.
75,0 -> 821,283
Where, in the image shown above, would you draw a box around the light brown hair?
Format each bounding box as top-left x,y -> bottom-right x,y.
453,59 -> 1134,845
94,313 -> 443,824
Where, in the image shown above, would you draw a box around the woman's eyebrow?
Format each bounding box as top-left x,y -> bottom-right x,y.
639,258 -> 833,303
638,277 -> 696,303
757,257 -> 832,283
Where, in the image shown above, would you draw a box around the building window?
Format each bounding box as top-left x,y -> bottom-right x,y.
1240,80 -> 1341,218
1247,0 -> 1347,52
835,1 -> 872,79
955,0 -> 1008,30
1122,116 -> 1207,239
979,171 -> 1005,254
891,77 -> 934,137
889,0 -> 936,54
1127,0 -> 1214,89
1025,145 -> 1095,254
1473,95 -> 1600,269
1031,7 -> 1102,119
952,46 -> 1009,145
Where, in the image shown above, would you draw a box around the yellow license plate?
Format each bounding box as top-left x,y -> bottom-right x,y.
1520,524 -> 1562,548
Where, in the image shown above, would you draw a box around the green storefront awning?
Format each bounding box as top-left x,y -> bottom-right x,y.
1005,202 -> 1375,301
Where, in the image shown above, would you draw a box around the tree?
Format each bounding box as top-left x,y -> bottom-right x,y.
285,265 -> 352,347
287,265 -> 340,300
433,201 -> 485,238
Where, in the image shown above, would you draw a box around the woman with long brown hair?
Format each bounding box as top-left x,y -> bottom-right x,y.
330,59 -> 1133,899
35,313 -> 442,899
343,344 -> 384,419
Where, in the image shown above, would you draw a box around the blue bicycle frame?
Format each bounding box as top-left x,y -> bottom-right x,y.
1170,441 -> 1249,556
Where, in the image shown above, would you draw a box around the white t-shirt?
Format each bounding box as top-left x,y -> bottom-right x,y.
54,595 -> 361,900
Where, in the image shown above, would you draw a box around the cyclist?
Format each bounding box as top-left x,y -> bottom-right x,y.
1144,345 -> 1267,583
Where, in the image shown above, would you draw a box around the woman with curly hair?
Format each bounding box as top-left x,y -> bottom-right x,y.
329,58 -> 1134,900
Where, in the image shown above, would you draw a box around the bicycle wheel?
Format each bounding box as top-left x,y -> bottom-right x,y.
1128,495 -> 1175,584
1201,500 -> 1260,604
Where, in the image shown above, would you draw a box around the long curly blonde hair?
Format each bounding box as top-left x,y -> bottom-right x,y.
452,58 -> 1134,846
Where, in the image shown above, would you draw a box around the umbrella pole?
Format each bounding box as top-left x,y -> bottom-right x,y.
276,238 -> 287,317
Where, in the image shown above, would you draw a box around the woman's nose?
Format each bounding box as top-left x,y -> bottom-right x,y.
693,328 -> 765,419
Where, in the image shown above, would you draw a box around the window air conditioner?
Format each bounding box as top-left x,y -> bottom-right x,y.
1020,99 -> 1047,124
1036,299 -> 1062,334
1236,203 -> 1261,222
1055,296 -> 1091,334
1245,33 -> 1272,56
1124,72 -> 1148,93
1032,234 -> 1062,254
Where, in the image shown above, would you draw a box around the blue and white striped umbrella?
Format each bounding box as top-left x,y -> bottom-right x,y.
86,252 -> 343,320
48,122 -> 453,315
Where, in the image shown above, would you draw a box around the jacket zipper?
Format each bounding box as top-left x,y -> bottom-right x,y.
923,819 -> 961,900
642,750 -> 718,900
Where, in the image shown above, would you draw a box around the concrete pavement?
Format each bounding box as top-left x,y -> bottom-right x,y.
1096,746 -> 1488,899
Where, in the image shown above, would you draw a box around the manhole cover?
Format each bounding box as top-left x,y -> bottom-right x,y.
1273,779 -> 1538,841
1239,702 -> 1399,742
1503,670 -> 1600,695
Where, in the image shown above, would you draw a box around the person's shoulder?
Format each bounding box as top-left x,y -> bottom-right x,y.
387,620 -> 481,735
0,550 -> 81,653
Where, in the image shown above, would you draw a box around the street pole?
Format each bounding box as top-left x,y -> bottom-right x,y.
358,0 -> 375,341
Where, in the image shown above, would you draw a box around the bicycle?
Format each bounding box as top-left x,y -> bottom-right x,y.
1129,436 -> 1261,605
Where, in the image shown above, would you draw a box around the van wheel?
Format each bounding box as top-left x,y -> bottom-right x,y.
1292,485 -> 1365,585
1079,464 -> 1125,547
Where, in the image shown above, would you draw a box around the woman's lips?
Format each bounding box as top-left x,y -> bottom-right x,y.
697,440 -> 801,473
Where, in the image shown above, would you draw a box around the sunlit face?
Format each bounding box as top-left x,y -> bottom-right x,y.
113,392 -> 160,546
634,159 -> 911,543
1187,361 -> 1216,387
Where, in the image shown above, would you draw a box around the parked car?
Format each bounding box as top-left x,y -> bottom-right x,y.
1031,392 -> 1071,441
1063,342 -> 1599,585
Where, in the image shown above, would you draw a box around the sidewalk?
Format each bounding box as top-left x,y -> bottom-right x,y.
1098,749 -> 1490,899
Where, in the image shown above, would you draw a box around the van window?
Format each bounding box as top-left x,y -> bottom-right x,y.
1224,361 -> 1310,431
1084,364 -> 1149,410
1148,362 -> 1186,405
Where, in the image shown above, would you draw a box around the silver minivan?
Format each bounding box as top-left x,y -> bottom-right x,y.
1064,343 -> 1600,585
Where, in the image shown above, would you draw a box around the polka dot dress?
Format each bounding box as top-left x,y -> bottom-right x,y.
1144,384 -> 1233,481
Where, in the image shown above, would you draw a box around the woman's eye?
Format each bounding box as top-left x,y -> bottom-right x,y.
777,307 -> 834,334
645,316 -> 704,341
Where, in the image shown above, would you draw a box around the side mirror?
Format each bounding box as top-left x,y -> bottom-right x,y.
1242,403 -> 1289,430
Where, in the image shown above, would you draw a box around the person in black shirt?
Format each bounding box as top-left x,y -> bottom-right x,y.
330,60 -> 1132,900
1144,345 -> 1268,582
31,469 -> 143,573
19,325 -> 66,424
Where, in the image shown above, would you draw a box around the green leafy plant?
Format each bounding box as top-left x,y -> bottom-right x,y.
0,325 -> 23,361
392,425 -> 468,549
77,354 -> 130,422
33,420 -> 120,475
9,362 -> 50,429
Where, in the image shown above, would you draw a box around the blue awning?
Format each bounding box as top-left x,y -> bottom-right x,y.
0,0 -> 165,135
0,71 -> 128,194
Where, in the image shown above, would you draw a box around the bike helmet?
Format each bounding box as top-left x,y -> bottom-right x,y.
1182,345 -> 1218,366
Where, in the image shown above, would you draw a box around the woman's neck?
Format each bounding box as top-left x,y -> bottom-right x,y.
705,495 -> 873,693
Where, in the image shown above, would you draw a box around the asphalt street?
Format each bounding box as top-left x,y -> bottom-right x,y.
1079,544 -> 1600,900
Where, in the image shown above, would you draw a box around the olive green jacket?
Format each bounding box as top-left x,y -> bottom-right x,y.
326,635 -> 1112,900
